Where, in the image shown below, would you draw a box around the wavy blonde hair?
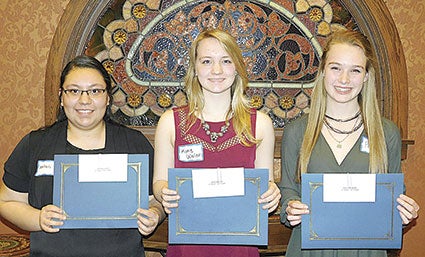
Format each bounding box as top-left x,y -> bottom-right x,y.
297,29 -> 387,180
184,28 -> 257,146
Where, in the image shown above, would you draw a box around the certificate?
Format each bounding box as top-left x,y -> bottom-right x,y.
301,173 -> 404,249
53,154 -> 149,229
168,168 -> 269,245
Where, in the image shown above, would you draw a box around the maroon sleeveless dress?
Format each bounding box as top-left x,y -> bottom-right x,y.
166,106 -> 259,257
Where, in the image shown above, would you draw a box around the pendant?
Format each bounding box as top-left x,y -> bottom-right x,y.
210,132 -> 219,143
337,143 -> 342,148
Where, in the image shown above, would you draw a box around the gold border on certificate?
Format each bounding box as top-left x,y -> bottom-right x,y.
59,161 -> 143,221
308,181 -> 397,241
174,176 -> 262,236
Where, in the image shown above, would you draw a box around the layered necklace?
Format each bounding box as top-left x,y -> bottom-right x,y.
200,116 -> 230,143
324,111 -> 363,148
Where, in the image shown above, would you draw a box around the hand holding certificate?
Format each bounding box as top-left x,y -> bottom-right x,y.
301,173 -> 404,249
53,154 -> 150,229
168,168 -> 269,245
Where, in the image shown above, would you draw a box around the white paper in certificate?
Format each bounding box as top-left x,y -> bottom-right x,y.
192,168 -> 245,198
323,174 -> 376,202
78,154 -> 128,182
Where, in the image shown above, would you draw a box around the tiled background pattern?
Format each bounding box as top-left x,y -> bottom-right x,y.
0,0 -> 424,256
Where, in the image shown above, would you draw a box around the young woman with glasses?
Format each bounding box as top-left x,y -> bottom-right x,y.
0,55 -> 164,257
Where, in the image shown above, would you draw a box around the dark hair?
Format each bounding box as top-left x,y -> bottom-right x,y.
57,55 -> 113,121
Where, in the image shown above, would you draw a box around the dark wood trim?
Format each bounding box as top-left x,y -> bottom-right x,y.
143,215 -> 291,255
401,140 -> 415,161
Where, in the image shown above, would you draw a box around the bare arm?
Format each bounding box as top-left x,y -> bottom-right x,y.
152,110 -> 180,214
255,111 -> 281,213
0,180 -> 64,232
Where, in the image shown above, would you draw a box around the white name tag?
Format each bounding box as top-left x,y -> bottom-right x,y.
35,160 -> 54,176
360,135 -> 369,153
192,168 -> 245,198
323,174 -> 376,202
78,154 -> 128,182
178,144 -> 204,162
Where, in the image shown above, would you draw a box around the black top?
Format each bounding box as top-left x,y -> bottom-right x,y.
3,120 -> 154,257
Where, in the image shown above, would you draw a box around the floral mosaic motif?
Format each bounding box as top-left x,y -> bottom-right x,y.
129,1 -> 320,83
102,60 -> 115,75
295,0 -> 333,35
279,95 -> 295,110
309,7 -> 323,22
127,93 -> 142,108
88,0 -> 357,127
158,93 -> 173,108
113,29 -> 128,45
132,3 -> 147,19
250,95 -> 264,110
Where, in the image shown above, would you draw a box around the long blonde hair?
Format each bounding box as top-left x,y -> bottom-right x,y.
297,30 -> 387,179
185,29 -> 257,146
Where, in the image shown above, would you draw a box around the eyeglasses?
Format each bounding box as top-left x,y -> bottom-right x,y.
62,88 -> 107,98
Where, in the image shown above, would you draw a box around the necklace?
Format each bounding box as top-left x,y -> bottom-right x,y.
325,110 -> 361,122
324,116 -> 363,135
324,125 -> 351,148
323,115 -> 361,148
201,118 -> 230,143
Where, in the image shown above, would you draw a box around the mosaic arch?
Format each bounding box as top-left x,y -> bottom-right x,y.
83,0 -> 357,127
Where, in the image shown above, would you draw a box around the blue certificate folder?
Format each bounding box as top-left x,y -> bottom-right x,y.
168,168 -> 269,245
301,173 -> 404,249
53,154 -> 149,229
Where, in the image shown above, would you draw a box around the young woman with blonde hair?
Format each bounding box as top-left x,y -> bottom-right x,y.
153,28 -> 281,257
279,29 -> 419,257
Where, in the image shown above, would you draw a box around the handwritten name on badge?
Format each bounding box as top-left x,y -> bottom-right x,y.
78,154 -> 128,182
178,144 -> 204,162
192,168 -> 245,198
35,160 -> 54,176
323,174 -> 376,202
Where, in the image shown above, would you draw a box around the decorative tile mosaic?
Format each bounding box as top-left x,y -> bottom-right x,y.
85,0 -> 358,127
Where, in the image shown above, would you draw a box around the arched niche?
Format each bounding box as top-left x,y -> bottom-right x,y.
45,0 -> 412,160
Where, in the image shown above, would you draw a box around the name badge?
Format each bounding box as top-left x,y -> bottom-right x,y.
178,144 -> 204,162
360,135 -> 369,153
35,160 -> 54,176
